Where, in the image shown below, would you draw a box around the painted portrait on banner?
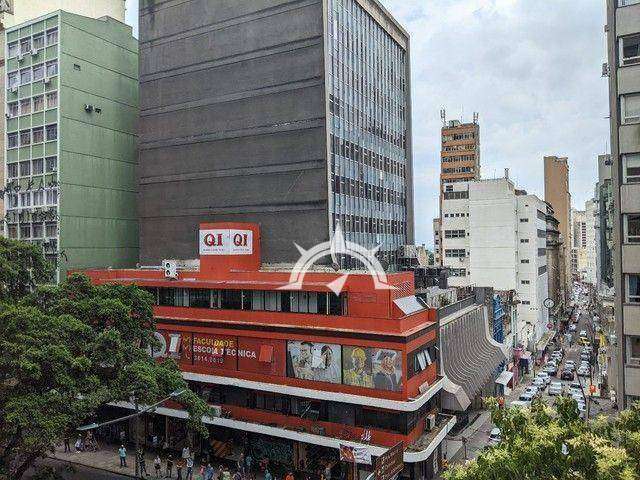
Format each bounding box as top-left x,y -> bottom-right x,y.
371,348 -> 402,392
342,346 -> 374,388
287,341 -> 342,384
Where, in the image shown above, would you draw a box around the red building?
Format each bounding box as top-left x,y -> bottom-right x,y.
84,223 -> 454,480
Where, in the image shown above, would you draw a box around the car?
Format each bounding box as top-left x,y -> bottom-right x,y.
569,324 -> 577,332
570,381 -> 582,390
579,337 -> 590,346
580,353 -> 591,362
578,367 -> 590,377
510,400 -> 531,409
561,369 -> 575,381
577,402 -> 587,413
571,393 -> 584,404
489,427 -> 502,445
537,372 -> 551,384
519,392 -> 535,402
579,330 -> 587,337
532,378 -> 546,390
565,360 -> 576,369
525,385 -> 540,397
549,382 -> 563,396
544,364 -> 558,376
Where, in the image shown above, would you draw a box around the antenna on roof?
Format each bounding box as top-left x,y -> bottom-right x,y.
440,108 -> 446,126
473,112 -> 479,124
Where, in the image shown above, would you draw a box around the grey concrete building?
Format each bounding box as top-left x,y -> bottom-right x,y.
595,154 -> 614,291
605,0 -> 640,407
138,0 -> 413,269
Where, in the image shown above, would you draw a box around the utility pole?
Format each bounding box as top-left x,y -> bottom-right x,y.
134,396 -> 140,479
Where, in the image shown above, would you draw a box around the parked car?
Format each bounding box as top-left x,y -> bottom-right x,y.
537,372 -> 551,384
580,353 -> 591,362
578,367 -> 590,377
519,392 -> 535,402
532,378 -> 546,390
579,329 -> 587,337
549,382 -> 563,396
565,360 -> 576,369
489,428 -> 502,445
544,363 -> 558,376
569,324 -> 577,332
525,385 -> 540,397
510,400 -> 531,409
570,381 -> 582,390
561,369 -> 575,381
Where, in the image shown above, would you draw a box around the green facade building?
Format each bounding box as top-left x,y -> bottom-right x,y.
4,11 -> 138,281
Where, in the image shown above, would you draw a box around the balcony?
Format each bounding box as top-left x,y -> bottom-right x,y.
405,413 -> 456,463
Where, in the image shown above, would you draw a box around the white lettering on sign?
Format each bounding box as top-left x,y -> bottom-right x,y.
199,229 -> 253,256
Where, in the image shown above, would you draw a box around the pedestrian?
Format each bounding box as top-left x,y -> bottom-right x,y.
118,445 -> 127,468
186,456 -> 194,480
154,455 -> 162,478
204,463 -> 215,480
166,455 -> 174,478
324,464 -> 331,480
182,445 -> 191,459
138,448 -> 148,476
74,435 -> 83,453
222,466 -> 232,480
176,457 -> 184,480
264,469 -> 272,480
63,434 -> 71,453
245,453 -> 253,474
285,471 -> 294,480
237,453 -> 245,475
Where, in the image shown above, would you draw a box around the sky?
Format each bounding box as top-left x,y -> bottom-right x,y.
124,0 -> 609,247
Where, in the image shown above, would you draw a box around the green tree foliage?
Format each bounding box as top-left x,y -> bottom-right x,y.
0,240 -> 211,479
445,397 -> 640,480
0,237 -> 53,302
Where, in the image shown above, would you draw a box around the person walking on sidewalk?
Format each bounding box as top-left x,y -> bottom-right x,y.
63,434 -> 71,453
186,456 -> 194,480
203,463 -> 215,480
138,448 -> 148,476
154,455 -> 162,478
176,457 -> 185,480
166,455 -> 174,478
118,445 -> 127,468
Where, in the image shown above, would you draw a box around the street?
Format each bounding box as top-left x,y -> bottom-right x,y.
444,284 -> 615,466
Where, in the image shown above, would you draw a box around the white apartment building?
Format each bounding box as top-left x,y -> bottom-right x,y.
441,177 -> 549,350
585,199 -> 598,285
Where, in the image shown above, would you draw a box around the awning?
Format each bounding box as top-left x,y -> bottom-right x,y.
495,371 -> 513,386
394,295 -> 426,315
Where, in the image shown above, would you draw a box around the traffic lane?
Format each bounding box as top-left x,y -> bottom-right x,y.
26,458 -> 132,480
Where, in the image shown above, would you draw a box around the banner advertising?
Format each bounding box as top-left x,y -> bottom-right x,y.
199,229 -> 253,256
237,337 -> 286,376
343,347 -> 402,391
287,341 -> 342,384
339,444 -> 372,465
192,334 -> 237,369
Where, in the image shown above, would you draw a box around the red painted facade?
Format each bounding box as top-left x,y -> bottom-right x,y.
83,223 -> 439,450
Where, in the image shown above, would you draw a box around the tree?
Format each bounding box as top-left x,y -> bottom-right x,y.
444,397 -> 640,480
0,244 -> 211,479
0,237 -> 53,302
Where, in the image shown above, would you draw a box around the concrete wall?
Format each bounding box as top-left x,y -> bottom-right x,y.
138,0 -> 328,264
3,0 -> 125,27
58,12 -> 138,275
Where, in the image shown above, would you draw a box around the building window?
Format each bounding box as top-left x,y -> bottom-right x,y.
450,268 -> 466,277
33,158 -> 44,175
519,218 -> 529,223
20,38 -> 31,55
621,93 -> 640,124
620,0 -> 640,5
7,102 -> 18,117
32,127 -> 44,144
20,98 -> 31,115
521,280 -> 530,285
46,92 -> 58,109
20,129 -> 31,146
33,190 -> 44,206
538,248 -> 546,257
32,223 -> 44,238
8,71 -> 18,89
20,224 -> 31,239
46,60 -> 58,77
33,95 -> 44,112
7,132 -> 18,148
521,300 -> 531,305
46,124 -> 57,141
33,64 -> 44,82
20,67 -> 31,85
538,265 -> 547,275
7,194 -> 18,209
623,154 -> 640,183
8,41 -> 19,58
520,239 -> 529,243
46,188 -> 58,205
33,33 -> 45,50
46,28 -> 58,45
45,156 -> 57,172
19,192 -> 31,207
621,34 -> 640,66
7,163 -> 18,179
445,249 -> 466,258
7,225 -> 17,239
625,214 -> 640,244
443,191 -> 468,200
444,229 -> 466,238
45,222 -> 57,237
19,160 -> 30,177
521,259 -> 530,264
627,274 -> 640,304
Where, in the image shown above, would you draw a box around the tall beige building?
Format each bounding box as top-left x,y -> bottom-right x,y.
0,1 -> 125,221
544,156 -> 572,308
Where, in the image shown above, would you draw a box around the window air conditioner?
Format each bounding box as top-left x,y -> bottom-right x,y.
43,77 -> 51,85
31,48 -> 38,56
17,53 -> 24,62
211,406 -> 222,417
10,87 -> 18,94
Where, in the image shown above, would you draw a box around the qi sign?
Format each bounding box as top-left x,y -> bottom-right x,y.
199,229 -> 253,255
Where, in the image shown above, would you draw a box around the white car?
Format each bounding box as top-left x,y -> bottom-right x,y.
510,400 -> 531,408
533,378 -> 546,390
579,330 -> 587,337
578,367 -> 590,377
569,324 -> 577,332
489,428 -> 502,445
525,385 -> 540,397
537,372 -> 551,385
519,392 -> 535,402
565,360 -> 576,369
549,382 -> 563,396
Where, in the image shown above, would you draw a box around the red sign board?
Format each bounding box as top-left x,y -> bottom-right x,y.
192,334 -> 237,370
374,442 -> 404,480
237,337 -> 286,376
